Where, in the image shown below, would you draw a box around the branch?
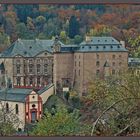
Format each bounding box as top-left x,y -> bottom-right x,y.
114,118 -> 140,136
90,97 -> 140,136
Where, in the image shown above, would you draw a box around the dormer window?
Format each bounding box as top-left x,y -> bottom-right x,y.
118,45 -> 120,48
29,46 -> 32,49
103,46 -> 106,49
96,46 -> 99,49
98,40 -> 100,42
82,46 -> 84,49
89,46 -> 91,49
105,40 -> 107,42
111,45 -> 113,49
24,51 -> 27,55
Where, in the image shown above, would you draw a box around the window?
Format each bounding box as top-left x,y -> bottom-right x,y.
6,103 -> 9,112
96,70 -> 100,76
37,64 -> 41,73
44,59 -> 48,64
79,61 -> 80,67
96,61 -> 100,67
29,64 -> 33,73
119,62 -> 122,66
119,55 -> 122,58
75,61 -> 76,66
17,77 -> 21,86
1,70 -> 4,74
75,69 -> 76,76
44,64 -> 48,74
36,59 -> 40,63
112,55 -> 115,59
16,65 -> 20,74
79,70 -> 80,76
29,77 -> 33,85
29,59 -> 33,64
112,69 -> 115,75
32,104 -> 36,108
62,78 -> 70,87
37,77 -> 40,85
118,70 -> 121,75
97,54 -> 99,59
16,59 -> 20,64
15,104 -> 19,114
112,62 -> 115,66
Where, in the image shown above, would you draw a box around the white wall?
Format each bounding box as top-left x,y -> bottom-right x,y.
40,84 -> 54,104
0,100 -> 25,130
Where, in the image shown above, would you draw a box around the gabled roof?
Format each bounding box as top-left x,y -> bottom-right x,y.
1,39 -> 60,57
0,88 -> 33,102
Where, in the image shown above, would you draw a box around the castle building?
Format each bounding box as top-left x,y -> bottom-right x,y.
53,37 -> 128,95
0,39 -> 55,90
0,36 -> 128,96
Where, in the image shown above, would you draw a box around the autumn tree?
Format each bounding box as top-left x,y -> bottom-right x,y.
82,71 -> 140,136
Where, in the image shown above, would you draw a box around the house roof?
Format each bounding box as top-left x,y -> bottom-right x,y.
60,37 -> 128,53
128,57 -> 140,68
0,84 -> 54,102
1,39 -> 57,57
38,83 -> 54,95
0,37 -> 128,57
0,88 -> 33,103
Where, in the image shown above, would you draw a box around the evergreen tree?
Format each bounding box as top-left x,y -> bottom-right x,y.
68,15 -> 79,38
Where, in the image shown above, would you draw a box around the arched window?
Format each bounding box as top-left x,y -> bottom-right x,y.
15,104 -> 19,114
6,103 -> 9,112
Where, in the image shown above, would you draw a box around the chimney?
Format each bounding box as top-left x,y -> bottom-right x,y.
120,41 -> 125,48
85,36 -> 91,43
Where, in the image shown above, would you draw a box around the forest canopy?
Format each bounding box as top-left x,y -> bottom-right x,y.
0,4 -> 140,55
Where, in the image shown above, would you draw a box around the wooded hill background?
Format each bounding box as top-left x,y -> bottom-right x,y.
0,4 -> 140,55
